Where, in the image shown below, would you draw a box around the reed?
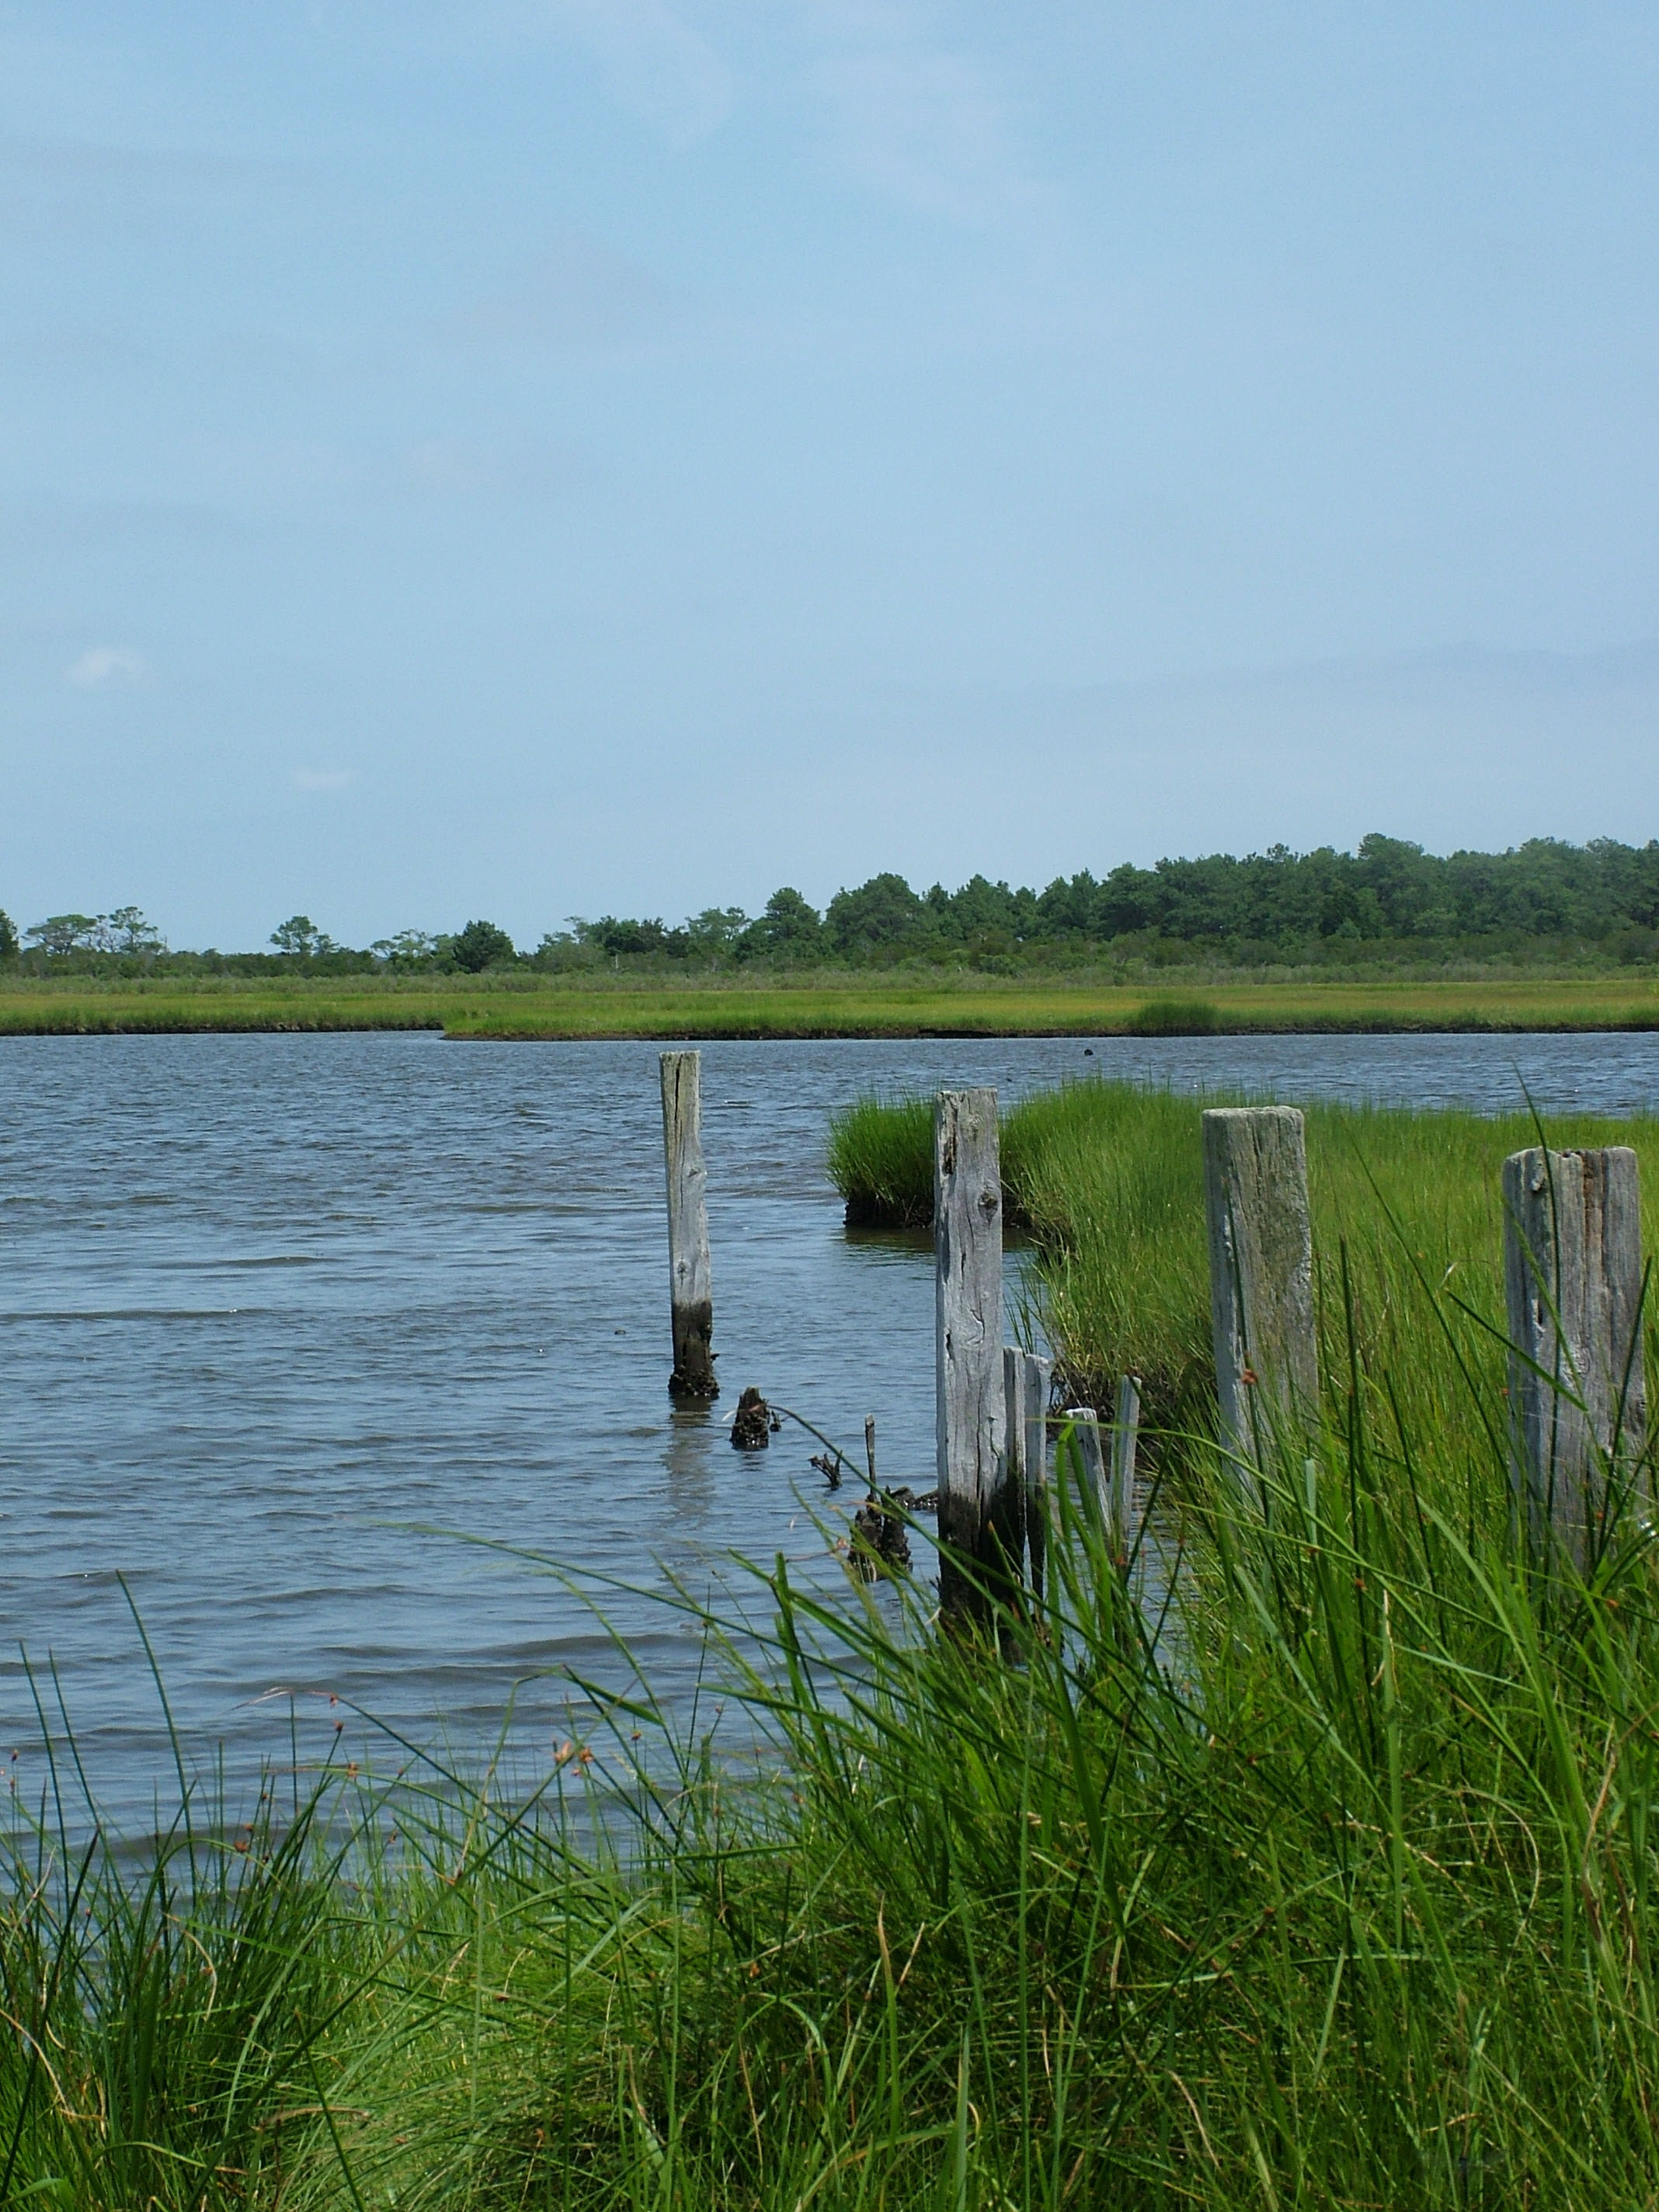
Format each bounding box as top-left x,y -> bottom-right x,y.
7,1090 -> 1659,2205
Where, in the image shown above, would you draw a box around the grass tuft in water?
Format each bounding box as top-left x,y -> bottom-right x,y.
1127,993 -> 1220,1035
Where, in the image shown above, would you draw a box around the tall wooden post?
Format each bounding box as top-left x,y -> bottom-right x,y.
661,1050 -> 717,1400
1202,1106 -> 1318,1475
935,1089 -> 1005,1620
1503,1145 -> 1647,1566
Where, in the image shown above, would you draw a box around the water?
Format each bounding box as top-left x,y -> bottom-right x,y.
2,1028 -> 1656,1834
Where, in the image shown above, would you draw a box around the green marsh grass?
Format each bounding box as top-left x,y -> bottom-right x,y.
5,969 -> 1659,1038
1126,994 -> 1220,1035
9,1087 -> 1659,2205
830,1078 -> 1659,1429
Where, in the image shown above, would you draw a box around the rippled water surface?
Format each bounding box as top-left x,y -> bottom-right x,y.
3,1028 -> 1657,1831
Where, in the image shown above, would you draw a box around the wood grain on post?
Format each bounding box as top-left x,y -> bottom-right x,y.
934,1089 -> 1006,1619
1003,1344 -> 1028,1569
660,1050 -> 717,1400
1503,1145 -> 1647,1565
1063,1410 -> 1110,1535
1111,1373 -> 1143,1557
1022,1351 -> 1052,1604
1202,1107 -> 1318,1472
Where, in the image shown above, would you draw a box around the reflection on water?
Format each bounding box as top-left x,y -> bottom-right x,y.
1,1026 -> 1655,1831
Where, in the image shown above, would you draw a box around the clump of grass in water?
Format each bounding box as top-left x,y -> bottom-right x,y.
826,1092 -> 937,1226
1127,993 -> 1220,1035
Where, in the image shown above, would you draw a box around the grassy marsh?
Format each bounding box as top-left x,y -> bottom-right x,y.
2,969 -> 1659,1037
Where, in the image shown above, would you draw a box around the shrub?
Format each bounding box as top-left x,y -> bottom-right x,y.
448,919 -> 517,972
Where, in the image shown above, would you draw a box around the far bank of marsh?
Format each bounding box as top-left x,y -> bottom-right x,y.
3,967 -> 1659,1037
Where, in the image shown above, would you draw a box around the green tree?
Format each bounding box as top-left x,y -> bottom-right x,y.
370,929 -> 438,971
928,874 -> 1027,948
0,909 -> 17,960
574,915 -> 688,957
824,874 -> 938,958
270,916 -> 334,957
686,906 -> 750,958
448,918 -> 516,972
744,887 -> 823,959
26,914 -> 100,955
103,905 -> 164,954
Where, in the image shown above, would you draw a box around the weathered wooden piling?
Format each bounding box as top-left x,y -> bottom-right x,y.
1111,1373 -> 1142,1554
1022,1351 -> 1052,1602
934,1089 -> 1006,1619
660,1049 -> 717,1400
1202,1106 -> 1318,1473
1063,1409 -> 1111,1535
1503,1144 -> 1647,1565
1003,1347 -> 1027,1525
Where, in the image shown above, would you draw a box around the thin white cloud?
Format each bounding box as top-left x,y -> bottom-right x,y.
450,231 -> 702,352
291,767 -> 353,792
798,1 -> 1053,228
66,644 -> 147,687
544,0 -> 732,144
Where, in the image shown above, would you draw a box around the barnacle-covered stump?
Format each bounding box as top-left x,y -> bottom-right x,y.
730,1386 -> 773,1450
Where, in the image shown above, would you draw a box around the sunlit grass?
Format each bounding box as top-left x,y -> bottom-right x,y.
2,970 -> 1659,1036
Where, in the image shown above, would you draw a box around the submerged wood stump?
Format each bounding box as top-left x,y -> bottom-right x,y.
848,1494 -> 912,1577
730,1386 -> 773,1449
661,1050 -> 717,1400
1503,1144 -> 1647,1567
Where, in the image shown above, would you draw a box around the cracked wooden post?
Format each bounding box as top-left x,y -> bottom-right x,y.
1503,1145 -> 1647,1567
661,1050 -> 717,1400
934,1089 -> 1006,1622
1203,1106 -> 1318,1485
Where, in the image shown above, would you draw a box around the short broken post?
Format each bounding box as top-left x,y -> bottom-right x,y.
1503,1145 -> 1647,1567
935,1088 -> 1007,1622
660,1049 -> 717,1400
1063,1410 -> 1111,1537
1202,1106 -> 1318,1483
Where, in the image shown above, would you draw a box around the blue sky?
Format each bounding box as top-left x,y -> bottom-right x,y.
3,2 -> 1657,948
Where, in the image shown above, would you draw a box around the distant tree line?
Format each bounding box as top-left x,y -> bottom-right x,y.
5,835 -> 1659,978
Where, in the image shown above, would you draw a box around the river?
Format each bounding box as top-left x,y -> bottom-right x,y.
2,1028 -> 1655,1835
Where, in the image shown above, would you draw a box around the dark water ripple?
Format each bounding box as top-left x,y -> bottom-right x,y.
2,1028 -> 1656,1834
